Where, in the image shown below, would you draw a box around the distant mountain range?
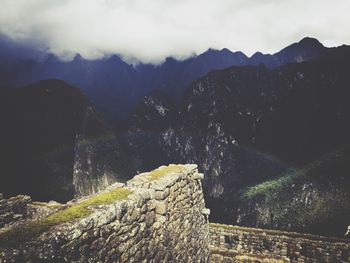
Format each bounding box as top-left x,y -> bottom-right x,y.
1,37 -> 350,236
0,36 -> 345,127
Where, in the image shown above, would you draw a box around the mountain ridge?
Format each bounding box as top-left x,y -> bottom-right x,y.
1,36 -> 347,127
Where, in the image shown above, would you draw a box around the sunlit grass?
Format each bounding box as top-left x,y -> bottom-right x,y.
240,150 -> 343,201
146,164 -> 186,180
241,168 -> 303,200
32,201 -> 62,209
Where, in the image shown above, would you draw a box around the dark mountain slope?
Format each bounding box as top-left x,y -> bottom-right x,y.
128,90 -> 178,132
237,148 -> 350,236
125,47 -> 350,236
0,80 -> 132,202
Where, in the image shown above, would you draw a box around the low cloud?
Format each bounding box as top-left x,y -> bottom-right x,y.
0,0 -> 349,63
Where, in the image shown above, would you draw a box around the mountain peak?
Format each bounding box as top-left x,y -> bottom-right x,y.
251,51 -> 264,57
106,54 -> 124,63
72,53 -> 84,62
298,37 -> 324,48
220,48 -> 230,52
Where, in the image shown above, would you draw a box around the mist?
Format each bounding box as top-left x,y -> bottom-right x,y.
0,0 -> 349,63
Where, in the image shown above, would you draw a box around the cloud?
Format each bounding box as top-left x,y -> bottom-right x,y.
0,0 -> 349,63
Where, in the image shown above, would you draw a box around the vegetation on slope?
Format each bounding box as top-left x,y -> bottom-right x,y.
237,149 -> 350,236
240,150 -> 343,200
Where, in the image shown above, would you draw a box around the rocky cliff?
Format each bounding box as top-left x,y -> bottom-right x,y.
125,48 -> 350,235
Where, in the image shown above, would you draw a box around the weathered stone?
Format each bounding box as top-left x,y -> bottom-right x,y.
0,164 -> 211,263
146,200 -> 156,211
155,188 -> 170,200
144,211 -> 156,226
130,207 -> 141,221
209,224 -> 350,263
154,201 -> 167,215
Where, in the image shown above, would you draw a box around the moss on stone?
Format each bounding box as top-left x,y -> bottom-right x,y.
0,188 -> 131,247
146,164 -> 185,180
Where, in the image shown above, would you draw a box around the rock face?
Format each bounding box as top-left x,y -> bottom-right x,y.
0,79 -> 130,202
0,164 -> 210,263
125,45 -> 350,235
0,194 -> 31,228
209,224 -> 350,262
72,136 -> 121,197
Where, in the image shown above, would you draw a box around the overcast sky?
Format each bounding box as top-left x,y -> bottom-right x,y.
0,0 -> 349,63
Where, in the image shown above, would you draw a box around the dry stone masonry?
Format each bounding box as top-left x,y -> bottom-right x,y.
1,164 -> 350,263
0,164 -> 210,263
209,223 -> 350,262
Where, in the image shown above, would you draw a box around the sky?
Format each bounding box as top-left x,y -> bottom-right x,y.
0,0 -> 349,64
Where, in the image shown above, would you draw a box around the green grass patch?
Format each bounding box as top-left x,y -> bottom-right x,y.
240,168 -> 303,200
0,188 -> 131,247
239,151 -> 342,201
32,201 -> 62,209
146,164 -> 185,180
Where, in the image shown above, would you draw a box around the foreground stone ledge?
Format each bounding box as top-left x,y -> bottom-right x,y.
0,164 -> 210,263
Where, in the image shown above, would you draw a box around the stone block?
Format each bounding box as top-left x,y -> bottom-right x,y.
154,201 -> 167,215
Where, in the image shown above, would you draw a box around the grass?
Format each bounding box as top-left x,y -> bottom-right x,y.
0,188 -> 131,247
240,168 -> 303,200
240,150 -> 343,201
146,164 -> 186,180
32,201 -> 63,209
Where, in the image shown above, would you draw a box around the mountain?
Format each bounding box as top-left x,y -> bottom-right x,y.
126,45 -> 350,236
0,37 -> 341,127
249,37 -> 326,67
128,90 -> 178,132
0,80 -> 134,202
237,149 -> 350,237
1,37 -> 350,236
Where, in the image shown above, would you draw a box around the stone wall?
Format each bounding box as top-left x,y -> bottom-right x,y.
0,164 -> 210,263
0,194 -> 31,228
209,223 -> 350,262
